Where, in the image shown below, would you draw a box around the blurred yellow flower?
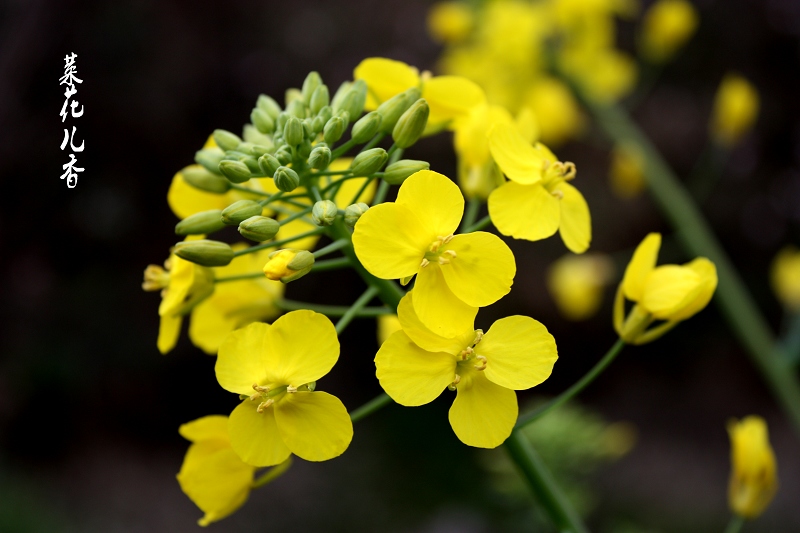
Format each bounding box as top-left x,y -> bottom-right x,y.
639,0 -> 699,63
710,73 -> 760,147
547,253 -> 615,321
727,416 -> 778,519
377,314 -> 402,345
771,246 -> 800,312
523,77 -> 584,146
428,2 -> 473,44
609,142 -> 646,199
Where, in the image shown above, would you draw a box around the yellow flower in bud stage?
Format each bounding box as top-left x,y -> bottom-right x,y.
614,233 -> 717,344
262,249 -> 314,283
547,253 -> 615,321
771,246 -> 800,312
176,415 -> 257,526
377,314 -> 402,345
353,57 -> 486,132
609,142 -> 646,199
710,73 -> 760,147
216,311 -> 353,466
427,2 -> 473,44
376,293 -> 557,448
639,0 -> 699,64
727,416 -> 778,519
352,170 -> 516,338
488,123 -> 591,253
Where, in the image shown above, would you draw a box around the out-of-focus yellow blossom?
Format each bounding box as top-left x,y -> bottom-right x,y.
639,0 -> 699,63
609,142 -> 646,199
614,233 -> 717,344
727,416 -> 778,519
352,170 -> 516,338
522,78 -> 584,146
376,293 -> 557,448
771,246 -> 800,312
547,253 -> 615,320
428,2 -> 473,44
354,57 -> 486,131
377,314 -> 402,345
216,311 -> 352,466
143,242 -> 214,354
710,73 -> 760,147
561,47 -> 638,104
176,415 -> 257,526
488,123 -> 591,253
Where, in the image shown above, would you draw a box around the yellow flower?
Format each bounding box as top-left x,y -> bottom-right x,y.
771,246 -> 800,312
613,233 -> 717,344
375,292 -> 557,448
352,170 -> 516,337
215,311 -> 353,466
522,77 -> 584,146
609,142 -> 646,199
353,57 -> 486,131
639,0 -> 699,63
710,73 -> 760,147
547,253 -> 615,321
176,415 -> 257,526
262,249 -> 314,283
428,2 -> 473,44
377,314 -> 402,345
488,123 -> 591,253
727,416 -> 778,519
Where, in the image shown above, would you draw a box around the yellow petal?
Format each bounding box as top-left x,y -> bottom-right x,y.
622,233 -> 661,301
488,181 -> 560,241
377,314 -> 402,345
440,232 -> 515,307
354,57 -> 420,109
179,415 -> 230,443
641,265 -> 702,319
488,123 -> 544,184
352,203 -> 430,279
227,400 -> 292,467
556,182 -> 592,254
158,314 -> 182,355
480,316 -> 558,390
448,370 -> 517,448
413,264 -> 481,338
375,330 -> 457,406
274,391 -> 353,462
423,75 -> 486,126
395,170 -> 464,238
333,176 -> 377,208
167,166 -> 229,220
265,310 -> 339,386
727,416 -> 778,519
397,292 -> 476,354
216,322 -> 271,396
668,257 -> 718,321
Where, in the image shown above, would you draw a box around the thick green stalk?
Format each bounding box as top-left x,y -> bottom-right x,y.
589,102 -> 800,433
505,430 -> 590,533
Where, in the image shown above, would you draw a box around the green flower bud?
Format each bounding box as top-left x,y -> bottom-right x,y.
312,200 -> 338,226
376,87 -> 420,133
284,116 -> 304,146
302,71 -> 323,103
382,159 -> 430,185
257,94 -> 282,119
195,149 -> 225,175
302,118 -> 315,138
226,153 -> 260,175
175,210 -> 227,235
174,239 -> 234,267
323,116 -> 346,144
392,99 -> 429,148
274,166 -> 300,192
317,105 -> 333,123
308,144 -> 332,169
351,111 -> 383,143
234,143 -> 270,158
251,108 -> 275,134
263,249 -> 315,283
310,84 -> 330,115
344,202 -> 370,227
336,110 -> 350,130
275,113 -> 289,136
297,140 -> 313,159
285,88 -> 303,106
330,81 -> 352,110
312,115 -> 325,134
182,165 -> 230,193
246,144 -> 271,158
335,90 -> 363,124
275,146 -> 293,166
258,154 -> 281,176
213,129 -> 243,152
350,147 -> 388,177
218,160 -> 251,183
238,215 -> 280,242
286,99 -> 307,119
221,200 -> 263,226
243,124 -> 273,147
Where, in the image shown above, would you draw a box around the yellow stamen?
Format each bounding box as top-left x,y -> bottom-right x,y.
256,399 -> 274,412
474,355 -> 487,371
287,385 -> 298,393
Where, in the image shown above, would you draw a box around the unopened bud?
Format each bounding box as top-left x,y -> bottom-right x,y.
344,202 -> 370,227
284,116 -> 304,146
382,159 -> 430,185
275,146 -> 293,166
257,94 -> 282,119
377,87 -> 421,133
310,84 -> 330,115
238,216 -> 280,242
182,165 -> 231,193
330,81 -> 352,110
312,200 -> 338,226
335,89 -> 364,123
274,166 -> 300,192
297,140 -> 312,159
258,154 -> 281,176
351,147 -> 388,177
263,249 -> 315,283
218,160 -> 251,183
392,99 -> 429,148
213,129 -> 243,152
275,113 -> 289,136
286,99 -> 307,119
311,115 -> 325,134
302,118 -> 314,138
175,210 -> 227,235
308,144 -> 332,169
195,149 -> 225,175
302,71 -> 323,103
316,105 -> 333,124
251,108 -> 275,134
351,112 -> 383,143
323,116 -> 346,144
174,239 -> 234,267
221,200 -> 263,226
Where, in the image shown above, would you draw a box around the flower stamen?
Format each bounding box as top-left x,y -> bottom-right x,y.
474,355 -> 487,371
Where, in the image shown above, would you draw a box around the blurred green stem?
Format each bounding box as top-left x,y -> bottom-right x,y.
252,458 -> 292,489
350,393 -> 393,422
335,286 -> 380,334
588,101 -> 800,435
780,312 -> 800,365
688,142 -> 730,204
461,198 -> 482,232
505,430 -> 590,533
723,515 -> 745,533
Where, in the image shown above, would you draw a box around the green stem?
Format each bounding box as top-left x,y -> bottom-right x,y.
335,286 -> 380,334
780,312 -> 800,365
311,257 -> 351,272
723,515 -> 745,533
349,393 -> 393,422
688,142 -> 730,204
229,184 -> 270,197
311,170 -> 353,177
373,180 -> 390,204
232,228 -> 325,257
387,143 -> 399,159
215,272 -> 263,283
588,101 -> 800,434
251,458 -> 292,489
460,198 -> 482,232
278,206 -> 313,226
313,239 -> 349,259
362,132 -> 386,152
388,146 -> 404,165
464,215 -> 492,233
331,138 -> 358,160
348,176 -> 376,205
516,338 -> 626,429
257,190 -> 284,205
275,298 -> 390,317
504,430 -> 590,533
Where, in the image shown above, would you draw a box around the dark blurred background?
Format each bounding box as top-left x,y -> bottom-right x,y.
1,0 -> 799,531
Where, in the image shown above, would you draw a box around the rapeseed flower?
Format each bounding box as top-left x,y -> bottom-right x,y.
728,416 -> 778,519
547,253 -> 615,321
609,142 -> 646,199
639,0 -> 699,63
771,246 -> 800,312
710,73 -> 760,147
